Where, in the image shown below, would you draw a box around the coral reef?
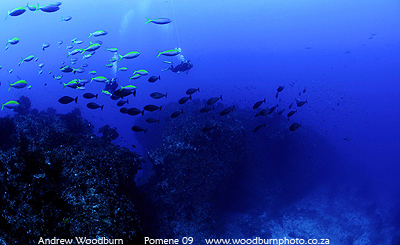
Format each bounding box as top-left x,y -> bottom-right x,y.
99,125 -> 119,142
0,105 -> 145,244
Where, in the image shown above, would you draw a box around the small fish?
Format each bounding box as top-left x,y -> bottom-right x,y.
1,100 -> 20,111
6,7 -> 26,20
66,45 -> 73,49
110,57 -> 118,63
268,104 -> 278,114
133,69 -> 149,76
86,102 -> 104,110
127,108 -> 144,116
63,80 -> 79,89
289,123 -> 301,131
102,90 -> 112,96
119,51 -> 140,61
117,99 -> 129,106
120,85 -> 137,91
106,63 -> 113,68
296,99 -> 307,107
74,68 -> 85,74
105,47 -> 118,52
253,123 -> 266,133
146,118 -> 160,123
83,43 -> 101,54
145,17 -> 172,25
129,74 -> 142,81
88,71 -> 97,75
253,99 -> 266,109
275,91 -> 279,99
90,76 -> 108,83
170,109 -> 183,118
61,16 -> 72,22
39,63 -> 45,68
277,109 -> 285,115
89,30 -> 108,37
287,110 -> 297,119
220,106 -> 235,116
19,55 -> 35,65
81,63 -> 88,67
131,126 -> 147,133
150,92 -> 167,99
26,3 -> 37,11
200,106 -> 214,113
178,95 -> 192,104
277,86 -> 284,92
38,70 -> 43,74
53,75 -> 63,80
8,80 -> 28,91
6,37 -> 19,49
148,75 -> 161,83
120,107 -> 128,114
58,96 -> 78,104
118,67 -> 128,71
289,102 -> 294,109
206,95 -> 223,105
186,88 -> 200,95
144,105 -> 162,112
114,89 -> 135,98
67,49 -> 81,57
38,4 -> 60,13
57,40 -> 63,46
303,86 -> 306,93
202,125 -> 216,132
42,43 -> 50,51
79,78 -> 90,84
163,61 -> 172,64
8,69 -> 13,74
83,93 -> 98,99
156,48 -> 181,58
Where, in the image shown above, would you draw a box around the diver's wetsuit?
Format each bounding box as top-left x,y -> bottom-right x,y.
104,78 -> 118,93
169,60 -> 193,74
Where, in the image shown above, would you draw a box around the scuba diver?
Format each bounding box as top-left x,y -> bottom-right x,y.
164,59 -> 193,75
103,77 -> 119,94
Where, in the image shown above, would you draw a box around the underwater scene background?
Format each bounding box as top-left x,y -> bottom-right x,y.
0,0 -> 399,244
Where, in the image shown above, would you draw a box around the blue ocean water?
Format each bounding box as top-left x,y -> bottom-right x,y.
1,0 -> 400,243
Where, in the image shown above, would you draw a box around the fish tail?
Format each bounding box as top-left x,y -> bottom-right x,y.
126,99 -> 129,104
165,93 -> 167,98
5,12 -> 9,20
144,128 -> 148,133
145,17 -> 152,24
95,94 -> 98,99
60,17 -> 64,22
8,81 -> 11,91
1,104 -> 3,111
118,54 -> 123,62
35,3 -> 40,12
74,96 -> 78,103
220,95 -> 223,100
189,95 -> 192,100
63,83 -> 66,89
156,51 -> 162,58
159,106 -> 162,111
88,33 -> 92,38
101,105 -> 104,110
141,110 -> 144,115
133,90 -> 137,97
73,69 -> 76,74
158,75 -> 161,80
